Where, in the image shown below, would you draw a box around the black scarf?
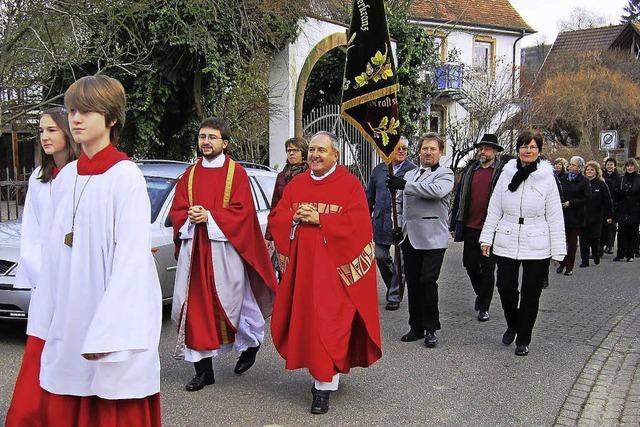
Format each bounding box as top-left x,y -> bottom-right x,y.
508,158 -> 538,192
283,162 -> 309,183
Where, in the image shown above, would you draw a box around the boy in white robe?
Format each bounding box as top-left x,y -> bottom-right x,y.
29,75 -> 162,426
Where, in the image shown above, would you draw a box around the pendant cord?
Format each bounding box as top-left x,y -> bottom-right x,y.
71,174 -> 93,233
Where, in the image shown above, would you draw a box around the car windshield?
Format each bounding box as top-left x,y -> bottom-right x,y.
145,176 -> 175,223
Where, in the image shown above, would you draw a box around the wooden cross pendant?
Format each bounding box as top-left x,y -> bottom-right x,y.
64,232 -> 74,248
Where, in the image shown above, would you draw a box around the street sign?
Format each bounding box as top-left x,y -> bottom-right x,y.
600,130 -> 619,150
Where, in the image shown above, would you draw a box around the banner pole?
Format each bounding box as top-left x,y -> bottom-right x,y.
387,163 -> 404,300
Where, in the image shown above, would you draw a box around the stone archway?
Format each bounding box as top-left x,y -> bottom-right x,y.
293,32 -> 347,138
268,17 -> 349,170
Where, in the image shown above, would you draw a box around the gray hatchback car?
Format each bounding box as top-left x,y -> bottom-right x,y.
0,160 -> 277,320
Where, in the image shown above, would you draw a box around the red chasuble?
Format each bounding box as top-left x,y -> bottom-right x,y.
170,156 -> 276,350
267,166 -> 382,382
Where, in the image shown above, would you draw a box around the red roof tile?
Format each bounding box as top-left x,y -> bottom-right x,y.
409,0 -> 535,33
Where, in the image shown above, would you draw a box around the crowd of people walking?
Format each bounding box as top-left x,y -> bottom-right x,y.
5,80 -> 639,424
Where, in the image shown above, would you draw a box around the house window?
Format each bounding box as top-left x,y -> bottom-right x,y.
433,36 -> 447,61
473,39 -> 494,73
429,105 -> 446,135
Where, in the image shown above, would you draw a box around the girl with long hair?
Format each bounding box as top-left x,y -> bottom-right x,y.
6,106 -> 79,426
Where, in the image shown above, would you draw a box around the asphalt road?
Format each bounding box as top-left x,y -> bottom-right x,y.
1,243 -> 639,426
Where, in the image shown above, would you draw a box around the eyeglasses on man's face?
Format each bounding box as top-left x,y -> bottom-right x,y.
198,134 -> 223,142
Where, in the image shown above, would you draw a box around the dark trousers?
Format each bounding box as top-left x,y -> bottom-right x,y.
462,227 -> 495,311
194,357 -> 213,374
600,221 -> 616,251
375,243 -> 403,303
402,239 -> 446,332
561,227 -> 581,271
580,221 -> 602,264
617,224 -> 640,259
495,256 -> 549,346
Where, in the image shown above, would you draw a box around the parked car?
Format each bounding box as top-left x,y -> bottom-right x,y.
0,160 -> 277,320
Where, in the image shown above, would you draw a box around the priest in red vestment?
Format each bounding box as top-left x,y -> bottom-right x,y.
267,131 -> 382,415
170,117 -> 276,392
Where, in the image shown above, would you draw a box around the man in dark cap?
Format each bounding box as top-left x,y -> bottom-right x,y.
450,133 -> 505,322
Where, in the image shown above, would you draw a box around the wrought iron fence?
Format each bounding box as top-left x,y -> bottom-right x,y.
0,167 -> 32,222
303,104 -> 381,185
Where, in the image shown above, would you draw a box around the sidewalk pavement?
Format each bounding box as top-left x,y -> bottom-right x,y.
1,242 -> 638,426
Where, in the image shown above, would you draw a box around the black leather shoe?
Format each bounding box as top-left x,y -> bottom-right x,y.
515,345 -> 529,356
594,257 -> 600,265
556,265 -> 564,274
400,328 -> 424,342
502,328 -> 516,345
234,344 -> 260,375
385,301 -> 400,311
564,270 -> 573,276
185,371 -> 215,391
579,262 -> 589,268
310,387 -> 330,414
604,247 -> 614,254
477,311 -> 490,322
424,331 -> 438,348
613,257 -> 622,262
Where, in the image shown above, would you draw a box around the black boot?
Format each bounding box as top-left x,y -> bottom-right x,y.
234,344 -> 260,375
310,387 -> 330,414
400,327 -> 425,342
186,357 -> 215,391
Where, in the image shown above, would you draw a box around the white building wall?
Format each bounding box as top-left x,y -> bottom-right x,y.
419,24 -> 525,166
268,17 -> 349,170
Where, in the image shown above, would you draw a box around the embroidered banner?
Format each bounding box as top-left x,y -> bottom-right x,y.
341,0 -> 401,165
337,240 -> 375,286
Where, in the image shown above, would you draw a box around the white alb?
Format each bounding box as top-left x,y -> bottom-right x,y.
28,160 -> 162,400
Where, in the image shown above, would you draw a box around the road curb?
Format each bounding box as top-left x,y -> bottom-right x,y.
555,300 -> 640,426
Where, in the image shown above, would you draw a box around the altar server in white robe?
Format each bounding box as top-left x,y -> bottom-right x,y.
28,75 -> 162,427
6,107 -> 78,427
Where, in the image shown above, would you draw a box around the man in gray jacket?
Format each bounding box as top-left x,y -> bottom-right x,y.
366,136 -> 416,311
387,132 -> 454,348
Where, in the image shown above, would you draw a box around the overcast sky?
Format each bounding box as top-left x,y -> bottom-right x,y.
509,0 -> 629,46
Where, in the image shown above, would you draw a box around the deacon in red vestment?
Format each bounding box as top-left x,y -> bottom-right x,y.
170,117 -> 276,392
267,131 -> 382,415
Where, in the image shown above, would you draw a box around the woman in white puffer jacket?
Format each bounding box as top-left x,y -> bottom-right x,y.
480,130 -> 565,357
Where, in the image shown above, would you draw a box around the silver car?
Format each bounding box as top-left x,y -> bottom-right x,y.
0,160 -> 277,320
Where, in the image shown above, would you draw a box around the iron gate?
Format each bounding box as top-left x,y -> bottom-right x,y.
303,104 -> 381,185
